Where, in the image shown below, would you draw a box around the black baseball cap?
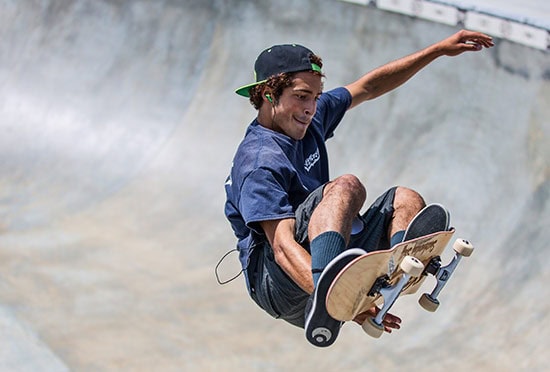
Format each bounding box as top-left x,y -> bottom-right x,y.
235,44 -> 322,97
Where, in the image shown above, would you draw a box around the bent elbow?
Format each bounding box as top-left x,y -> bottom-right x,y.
271,243 -> 287,266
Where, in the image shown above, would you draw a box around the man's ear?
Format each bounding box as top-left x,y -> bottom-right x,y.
262,88 -> 275,105
262,88 -> 272,103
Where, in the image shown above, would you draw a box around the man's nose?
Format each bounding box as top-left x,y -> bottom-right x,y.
304,100 -> 316,116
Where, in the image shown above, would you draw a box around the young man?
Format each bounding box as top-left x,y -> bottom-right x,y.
224,30 -> 493,347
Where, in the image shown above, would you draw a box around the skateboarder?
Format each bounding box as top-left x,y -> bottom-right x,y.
224,30 -> 493,347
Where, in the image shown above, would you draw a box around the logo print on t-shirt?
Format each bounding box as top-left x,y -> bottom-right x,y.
304,148 -> 320,172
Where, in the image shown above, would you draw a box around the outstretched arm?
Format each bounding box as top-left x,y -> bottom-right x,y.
345,30 -> 494,109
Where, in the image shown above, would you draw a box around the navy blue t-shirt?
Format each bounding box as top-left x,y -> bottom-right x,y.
224,87 -> 352,287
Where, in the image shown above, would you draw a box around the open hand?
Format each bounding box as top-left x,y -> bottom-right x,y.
438,29 -> 494,56
353,306 -> 402,333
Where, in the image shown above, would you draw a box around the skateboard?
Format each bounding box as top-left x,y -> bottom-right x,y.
326,229 -> 474,338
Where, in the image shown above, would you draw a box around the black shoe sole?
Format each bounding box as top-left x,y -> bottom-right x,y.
305,248 -> 366,347
403,203 -> 450,242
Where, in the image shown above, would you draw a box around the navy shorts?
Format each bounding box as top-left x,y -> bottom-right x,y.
248,186 -> 397,328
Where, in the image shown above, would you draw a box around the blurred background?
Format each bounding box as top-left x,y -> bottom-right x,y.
0,0 -> 548,370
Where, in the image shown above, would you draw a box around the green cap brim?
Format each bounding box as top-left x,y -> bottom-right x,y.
235,80 -> 267,98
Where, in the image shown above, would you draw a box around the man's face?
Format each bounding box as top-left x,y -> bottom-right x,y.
270,71 -> 323,140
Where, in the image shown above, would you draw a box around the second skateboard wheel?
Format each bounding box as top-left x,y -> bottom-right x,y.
419,293 -> 440,312
400,256 -> 425,277
362,317 -> 384,338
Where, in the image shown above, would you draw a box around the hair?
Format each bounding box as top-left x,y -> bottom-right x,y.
249,53 -> 324,110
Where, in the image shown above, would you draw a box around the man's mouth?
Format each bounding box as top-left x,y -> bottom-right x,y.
294,117 -> 310,126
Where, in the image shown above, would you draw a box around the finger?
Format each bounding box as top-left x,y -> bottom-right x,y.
472,43 -> 483,51
464,35 -> 494,48
382,312 -> 401,333
483,38 -> 495,47
383,319 -> 401,329
383,322 -> 400,333
461,41 -> 484,52
383,312 -> 402,324
461,30 -> 492,42
471,38 -> 494,48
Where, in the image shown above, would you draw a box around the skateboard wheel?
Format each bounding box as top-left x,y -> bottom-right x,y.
400,256 -> 425,277
419,293 -> 440,312
453,239 -> 474,257
362,317 -> 384,338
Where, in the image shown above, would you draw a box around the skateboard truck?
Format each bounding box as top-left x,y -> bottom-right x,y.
362,256 -> 425,338
419,238 -> 474,312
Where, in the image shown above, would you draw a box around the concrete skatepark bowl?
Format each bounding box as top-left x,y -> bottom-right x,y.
0,0 -> 548,370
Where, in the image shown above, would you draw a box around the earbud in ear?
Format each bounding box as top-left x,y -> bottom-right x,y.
265,94 -> 273,103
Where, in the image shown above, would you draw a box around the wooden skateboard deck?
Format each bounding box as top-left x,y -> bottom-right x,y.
326,229 -> 455,321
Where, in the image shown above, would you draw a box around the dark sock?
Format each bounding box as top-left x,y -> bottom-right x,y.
310,231 -> 346,287
390,230 -> 405,247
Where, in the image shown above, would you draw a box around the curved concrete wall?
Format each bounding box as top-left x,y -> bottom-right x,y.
0,0 -> 548,370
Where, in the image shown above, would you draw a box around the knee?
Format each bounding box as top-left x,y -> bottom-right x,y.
327,174 -> 366,204
394,186 -> 425,211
